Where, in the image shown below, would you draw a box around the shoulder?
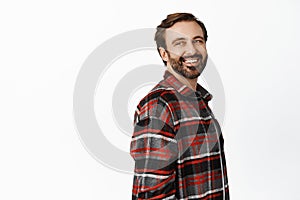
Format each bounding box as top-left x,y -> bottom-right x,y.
136,80 -> 179,112
133,81 -> 179,127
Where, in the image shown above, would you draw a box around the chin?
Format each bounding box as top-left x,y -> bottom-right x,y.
183,71 -> 200,79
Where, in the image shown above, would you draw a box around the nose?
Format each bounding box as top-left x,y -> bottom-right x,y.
184,40 -> 197,56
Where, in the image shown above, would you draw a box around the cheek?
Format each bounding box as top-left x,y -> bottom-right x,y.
169,51 -> 183,59
197,45 -> 207,54
167,46 -> 184,57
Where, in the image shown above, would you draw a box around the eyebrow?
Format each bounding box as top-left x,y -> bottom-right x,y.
193,36 -> 205,40
171,36 -> 205,45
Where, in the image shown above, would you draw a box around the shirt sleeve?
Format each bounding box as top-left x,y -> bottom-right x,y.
130,97 -> 178,200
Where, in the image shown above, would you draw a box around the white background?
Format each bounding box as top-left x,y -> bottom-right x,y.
1,0 -> 300,199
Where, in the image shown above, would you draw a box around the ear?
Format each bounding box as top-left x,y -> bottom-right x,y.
158,47 -> 168,62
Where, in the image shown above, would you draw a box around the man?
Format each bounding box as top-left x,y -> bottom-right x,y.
130,13 -> 229,199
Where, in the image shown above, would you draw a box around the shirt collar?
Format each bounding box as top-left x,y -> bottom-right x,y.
163,70 -> 213,101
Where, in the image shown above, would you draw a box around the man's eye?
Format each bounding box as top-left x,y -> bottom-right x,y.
194,40 -> 204,44
175,41 -> 186,46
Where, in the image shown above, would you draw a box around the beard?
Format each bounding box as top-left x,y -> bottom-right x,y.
167,52 -> 207,79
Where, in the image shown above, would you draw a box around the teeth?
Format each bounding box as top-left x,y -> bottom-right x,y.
185,59 -> 198,63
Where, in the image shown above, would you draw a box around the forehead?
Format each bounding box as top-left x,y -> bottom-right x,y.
165,21 -> 204,41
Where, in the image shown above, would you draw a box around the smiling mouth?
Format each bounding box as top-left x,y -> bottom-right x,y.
185,59 -> 198,63
182,57 -> 200,67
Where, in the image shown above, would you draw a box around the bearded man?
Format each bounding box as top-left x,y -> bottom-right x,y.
130,13 -> 230,200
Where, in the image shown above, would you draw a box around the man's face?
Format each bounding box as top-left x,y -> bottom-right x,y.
162,21 -> 208,79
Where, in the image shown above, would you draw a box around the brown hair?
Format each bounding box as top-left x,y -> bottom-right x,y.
154,13 -> 208,66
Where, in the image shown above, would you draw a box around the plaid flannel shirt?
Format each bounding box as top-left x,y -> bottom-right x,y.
130,70 -> 229,199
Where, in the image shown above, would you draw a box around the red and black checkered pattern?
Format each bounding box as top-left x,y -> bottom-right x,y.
130,70 -> 229,199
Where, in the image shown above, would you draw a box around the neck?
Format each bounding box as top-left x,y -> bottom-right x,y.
166,66 -> 198,91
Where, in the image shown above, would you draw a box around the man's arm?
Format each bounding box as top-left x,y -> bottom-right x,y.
130,97 -> 178,199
